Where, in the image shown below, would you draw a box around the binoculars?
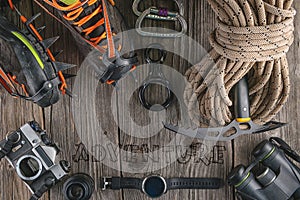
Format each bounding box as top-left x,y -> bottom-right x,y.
228,138 -> 300,200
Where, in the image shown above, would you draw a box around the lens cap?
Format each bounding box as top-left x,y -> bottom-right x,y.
63,173 -> 95,200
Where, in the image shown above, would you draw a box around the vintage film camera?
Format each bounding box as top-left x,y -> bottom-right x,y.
0,121 -> 70,200
228,137 -> 300,200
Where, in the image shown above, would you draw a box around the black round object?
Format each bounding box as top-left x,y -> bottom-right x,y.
6,131 -> 21,143
256,167 -> 276,186
144,44 -> 167,64
252,140 -> 275,161
227,164 -> 247,186
142,176 -> 166,198
138,81 -> 174,111
63,173 -> 95,200
19,157 -> 40,178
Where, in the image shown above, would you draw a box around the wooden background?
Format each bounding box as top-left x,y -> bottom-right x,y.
0,0 -> 299,199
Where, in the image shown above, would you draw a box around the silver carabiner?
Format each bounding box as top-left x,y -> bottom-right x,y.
132,0 -> 185,19
132,0 -> 187,37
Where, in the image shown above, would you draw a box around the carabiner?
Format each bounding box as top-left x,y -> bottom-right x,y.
133,0 -> 184,20
133,0 -> 187,37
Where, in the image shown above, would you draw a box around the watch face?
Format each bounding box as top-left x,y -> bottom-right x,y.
142,176 -> 167,198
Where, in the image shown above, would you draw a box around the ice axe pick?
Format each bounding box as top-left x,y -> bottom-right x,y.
164,76 -> 287,141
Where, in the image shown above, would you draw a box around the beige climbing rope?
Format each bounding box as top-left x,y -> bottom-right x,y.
184,0 -> 295,127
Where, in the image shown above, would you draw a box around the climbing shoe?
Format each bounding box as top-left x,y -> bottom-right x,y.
36,0 -> 138,86
0,12 -> 75,107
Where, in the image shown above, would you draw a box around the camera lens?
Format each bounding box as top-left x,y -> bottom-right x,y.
63,173 -> 95,200
16,155 -> 43,181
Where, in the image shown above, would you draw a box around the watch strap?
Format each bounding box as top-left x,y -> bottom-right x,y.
100,176 -> 224,191
167,178 -> 224,190
101,177 -> 142,190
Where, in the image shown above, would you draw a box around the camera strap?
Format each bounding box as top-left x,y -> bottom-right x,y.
270,137 -> 300,163
270,137 -> 300,189
30,177 -> 56,200
0,137 -> 15,160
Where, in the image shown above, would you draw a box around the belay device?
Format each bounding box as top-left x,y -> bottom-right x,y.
228,137 -> 300,200
0,2 -> 75,107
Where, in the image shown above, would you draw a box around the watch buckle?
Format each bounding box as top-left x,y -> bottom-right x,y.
101,177 -> 112,190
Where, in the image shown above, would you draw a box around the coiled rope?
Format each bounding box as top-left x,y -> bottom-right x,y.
184,0 -> 295,127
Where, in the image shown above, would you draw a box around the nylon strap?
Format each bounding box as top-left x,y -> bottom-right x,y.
270,137 -> 300,163
29,179 -> 55,200
101,0 -> 115,58
0,138 -> 14,160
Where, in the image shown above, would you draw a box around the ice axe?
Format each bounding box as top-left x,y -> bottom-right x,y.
164,76 -> 287,141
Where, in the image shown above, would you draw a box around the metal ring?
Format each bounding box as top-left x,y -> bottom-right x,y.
144,43 -> 167,64
138,79 -> 174,111
16,155 -> 43,181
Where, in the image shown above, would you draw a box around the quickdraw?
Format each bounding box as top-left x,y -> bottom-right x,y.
0,2 -> 75,107
132,0 -> 187,37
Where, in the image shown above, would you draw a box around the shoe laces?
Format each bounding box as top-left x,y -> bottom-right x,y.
43,0 -> 117,58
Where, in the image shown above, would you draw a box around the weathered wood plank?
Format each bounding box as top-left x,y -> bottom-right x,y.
0,1 -> 299,200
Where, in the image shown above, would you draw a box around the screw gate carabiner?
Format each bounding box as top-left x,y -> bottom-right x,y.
132,0 -> 187,37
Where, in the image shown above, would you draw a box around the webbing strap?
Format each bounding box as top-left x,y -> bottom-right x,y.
270,137 -> 300,163
0,138 -> 14,160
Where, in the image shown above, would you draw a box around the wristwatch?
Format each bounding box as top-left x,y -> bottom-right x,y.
100,175 -> 224,198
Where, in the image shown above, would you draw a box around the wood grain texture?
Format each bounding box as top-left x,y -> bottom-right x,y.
0,0 -> 299,200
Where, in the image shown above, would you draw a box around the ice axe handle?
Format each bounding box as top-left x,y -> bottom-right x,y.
234,77 -> 251,123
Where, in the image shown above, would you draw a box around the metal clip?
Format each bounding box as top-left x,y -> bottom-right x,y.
133,0 -> 187,37
101,177 -> 112,190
